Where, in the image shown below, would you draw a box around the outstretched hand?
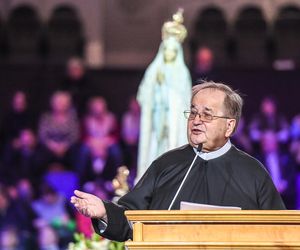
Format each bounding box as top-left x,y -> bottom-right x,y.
70,190 -> 107,221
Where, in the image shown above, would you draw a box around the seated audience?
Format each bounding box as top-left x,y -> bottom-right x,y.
32,183 -> 75,249
2,129 -> 47,185
38,225 -> 60,250
77,96 -> 123,184
1,91 -> 33,151
38,91 -> 79,168
249,96 -> 289,153
0,183 -> 37,250
257,130 -> 297,209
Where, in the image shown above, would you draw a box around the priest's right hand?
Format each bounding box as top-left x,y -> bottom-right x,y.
70,190 -> 108,222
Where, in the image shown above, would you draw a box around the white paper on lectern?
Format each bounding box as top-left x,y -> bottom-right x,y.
180,201 -> 242,210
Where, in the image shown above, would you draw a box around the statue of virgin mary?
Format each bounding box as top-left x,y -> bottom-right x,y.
136,9 -> 192,181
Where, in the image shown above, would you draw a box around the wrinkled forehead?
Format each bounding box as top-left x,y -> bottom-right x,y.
191,104 -> 214,113
191,88 -> 226,113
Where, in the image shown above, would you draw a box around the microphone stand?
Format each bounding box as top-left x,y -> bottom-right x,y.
167,144 -> 202,210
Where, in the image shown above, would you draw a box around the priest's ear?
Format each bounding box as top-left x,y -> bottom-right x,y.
225,118 -> 236,138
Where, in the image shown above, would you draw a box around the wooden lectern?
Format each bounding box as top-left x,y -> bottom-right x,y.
125,210 -> 300,249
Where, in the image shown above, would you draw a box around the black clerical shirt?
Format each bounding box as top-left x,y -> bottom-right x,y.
93,142 -> 286,241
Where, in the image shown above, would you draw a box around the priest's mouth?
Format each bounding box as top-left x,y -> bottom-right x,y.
191,129 -> 205,134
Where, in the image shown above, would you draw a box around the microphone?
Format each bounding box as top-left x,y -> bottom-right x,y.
197,143 -> 203,152
167,143 -> 202,210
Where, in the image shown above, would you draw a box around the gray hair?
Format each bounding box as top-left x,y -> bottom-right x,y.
192,81 -> 243,133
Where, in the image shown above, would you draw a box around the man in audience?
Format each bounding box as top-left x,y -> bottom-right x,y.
257,130 -> 297,209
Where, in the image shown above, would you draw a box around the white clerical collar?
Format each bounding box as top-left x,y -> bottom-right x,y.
193,140 -> 232,161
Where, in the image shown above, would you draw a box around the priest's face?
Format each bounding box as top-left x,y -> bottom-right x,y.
187,88 -> 235,152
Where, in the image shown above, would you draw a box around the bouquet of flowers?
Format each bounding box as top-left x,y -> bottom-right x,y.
67,232 -> 124,250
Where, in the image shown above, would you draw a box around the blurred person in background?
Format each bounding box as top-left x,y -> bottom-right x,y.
38,225 -> 60,250
76,96 -> 123,185
289,114 -> 300,163
32,183 -> 75,249
288,114 -> 300,209
2,128 -> 47,186
0,183 -> 37,250
14,179 -> 35,205
192,46 -> 216,82
0,226 -> 21,250
231,116 -> 253,154
38,91 -> 79,169
256,130 -> 297,209
121,96 -> 140,180
60,57 -> 92,117
1,91 -> 33,152
249,96 -> 289,153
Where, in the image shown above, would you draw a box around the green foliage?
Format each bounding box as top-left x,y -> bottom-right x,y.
108,241 -> 125,250
68,232 -> 125,250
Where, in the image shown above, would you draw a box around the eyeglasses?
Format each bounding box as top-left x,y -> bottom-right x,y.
183,110 -> 231,122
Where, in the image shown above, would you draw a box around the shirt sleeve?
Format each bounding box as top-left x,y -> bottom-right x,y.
92,201 -> 132,241
93,219 -> 107,233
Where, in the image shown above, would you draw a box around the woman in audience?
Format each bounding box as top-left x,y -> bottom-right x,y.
38,91 -> 79,169
77,96 -> 123,184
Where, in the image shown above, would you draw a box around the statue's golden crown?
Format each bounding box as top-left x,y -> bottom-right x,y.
162,8 -> 187,43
